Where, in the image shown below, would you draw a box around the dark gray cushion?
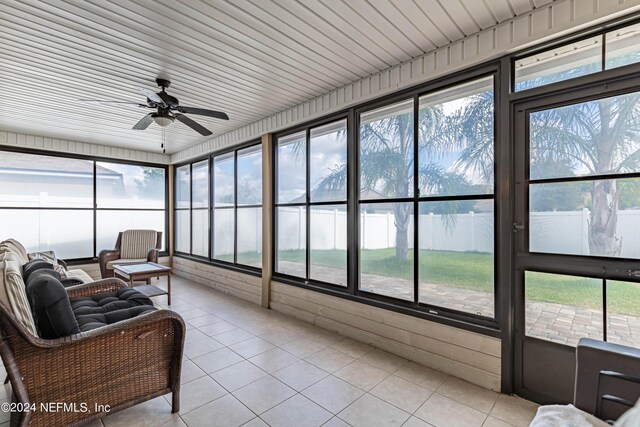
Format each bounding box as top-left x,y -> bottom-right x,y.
22,259 -> 60,283
25,272 -> 80,339
69,288 -> 157,332
75,305 -> 157,332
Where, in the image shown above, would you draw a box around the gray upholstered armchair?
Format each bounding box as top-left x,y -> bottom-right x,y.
98,230 -> 163,279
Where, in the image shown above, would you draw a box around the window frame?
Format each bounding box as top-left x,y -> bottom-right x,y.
0,146 -> 169,264
272,63 -> 502,335
511,15 -> 640,94
273,113 -> 350,287
173,140 -> 262,277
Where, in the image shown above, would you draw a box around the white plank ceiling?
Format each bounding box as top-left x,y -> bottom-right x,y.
0,0 -> 549,155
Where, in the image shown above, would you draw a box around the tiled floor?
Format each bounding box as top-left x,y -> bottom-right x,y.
0,275 -> 539,427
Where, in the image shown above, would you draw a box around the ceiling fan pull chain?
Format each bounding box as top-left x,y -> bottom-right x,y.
161,126 -> 166,154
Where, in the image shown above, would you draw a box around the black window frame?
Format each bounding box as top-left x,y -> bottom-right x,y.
273,114 -> 350,287
511,15 -> 640,94
273,63 -> 503,336
0,146 -> 169,265
173,139 -> 262,277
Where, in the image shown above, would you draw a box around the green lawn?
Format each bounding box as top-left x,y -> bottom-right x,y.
276,248 -> 640,317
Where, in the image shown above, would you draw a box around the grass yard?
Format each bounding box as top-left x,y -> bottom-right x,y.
276,248 -> 640,316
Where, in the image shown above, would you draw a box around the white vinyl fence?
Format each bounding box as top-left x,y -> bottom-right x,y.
273,207 -> 640,258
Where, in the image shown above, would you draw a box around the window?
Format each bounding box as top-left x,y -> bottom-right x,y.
96,162 -> 166,253
0,150 -> 167,259
359,100 -> 415,300
271,76 -> 497,321
417,77 -> 495,317
275,119 -> 348,286
191,160 -> 209,257
357,76 -> 496,318
174,165 -> 191,254
525,272 -> 640,349
514,35 -> 602,91
236,145 -> 263,268
529,91 -> 640,259
514,21 -> 640,92
175,142 -> 262,270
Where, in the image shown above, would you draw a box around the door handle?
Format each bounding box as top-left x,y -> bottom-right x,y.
513,223 -> 525,233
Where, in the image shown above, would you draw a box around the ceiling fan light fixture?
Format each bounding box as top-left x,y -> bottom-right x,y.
152,113 -> 175,127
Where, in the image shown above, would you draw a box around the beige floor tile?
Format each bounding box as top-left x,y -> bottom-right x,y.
489,395 -> 538,427
338,394 -> 410,427
179,308 -> 210,320
184,329 -> 209,345
212,360 -> 268,391
402,416 -> 435,427
302,375 -> 365,414
261,394 -> 332,427
304,329 -> 344,347
183,336 -> 225,359
281,338 -> 327,358
273,360 -> 329,391
229,337 -> 276,359
188,314 -> 223,328
256,326 -> 301,346
102,396 -> 181,427
181,359 -> 207,384
248,348 -> 300,373
191,347 -> 244,373
178,376 -> 228,414
370,375 -> 432,413
241,418 -> 270,427
334,360 -> 390,391
305,347 -> 356,373
482,416 -> 513,427
199,321 -> 238,336
322,416 -> 352,427
414,394 -> 487,427
214,328 -> 256,346
394,362 -> 449,391
233,376 -> 296,414
437,377 -> 499,414
331,338 -> 373,358
181,394 -> 254,427
360,349 -> 407,373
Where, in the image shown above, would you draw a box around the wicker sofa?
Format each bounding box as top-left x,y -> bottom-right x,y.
0,242 -> 185,426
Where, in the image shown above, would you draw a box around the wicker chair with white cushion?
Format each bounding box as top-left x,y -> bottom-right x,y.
98,230 -> 163,279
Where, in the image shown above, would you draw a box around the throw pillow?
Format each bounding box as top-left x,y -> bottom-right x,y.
28,251 -> 67,278
25,271 -> 80,339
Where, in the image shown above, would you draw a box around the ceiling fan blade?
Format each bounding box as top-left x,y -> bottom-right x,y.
175,114 -> 213,136
79,99 -> 147,107
132,113 -> 154,130
178,106 -> 229,120
137,86 -> 165,106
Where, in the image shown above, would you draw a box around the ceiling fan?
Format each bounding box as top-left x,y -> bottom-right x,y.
80,78 -> 228,136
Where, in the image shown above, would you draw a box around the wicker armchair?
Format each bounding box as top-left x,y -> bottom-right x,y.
0,278 -> 185,427
98,230 -> 163,279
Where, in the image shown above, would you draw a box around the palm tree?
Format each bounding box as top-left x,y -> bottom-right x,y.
314,101 -> 476,262
529,93 -> 640,256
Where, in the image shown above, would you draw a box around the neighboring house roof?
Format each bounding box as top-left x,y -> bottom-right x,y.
0,151 -> 121,177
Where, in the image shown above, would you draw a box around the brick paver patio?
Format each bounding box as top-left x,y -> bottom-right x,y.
277,261 -> 640,348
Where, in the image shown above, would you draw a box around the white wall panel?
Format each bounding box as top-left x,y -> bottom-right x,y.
0,130 -> 170,164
